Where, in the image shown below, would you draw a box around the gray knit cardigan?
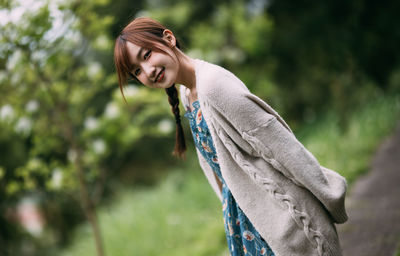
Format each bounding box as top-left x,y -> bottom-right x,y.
179,59 -> 348,256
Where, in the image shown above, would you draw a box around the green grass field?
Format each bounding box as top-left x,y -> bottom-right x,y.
61,93 -> 400,256
61,160 -> 229,256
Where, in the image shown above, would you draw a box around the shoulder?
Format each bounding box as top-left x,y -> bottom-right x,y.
192,59 -> 293,133
194,59 -> 249,100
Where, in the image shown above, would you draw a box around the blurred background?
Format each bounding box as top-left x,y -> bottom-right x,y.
1,0 -> 400,255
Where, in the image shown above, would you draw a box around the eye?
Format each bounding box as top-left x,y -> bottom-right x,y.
134,68 -> 141,76
144,50 -> 151,60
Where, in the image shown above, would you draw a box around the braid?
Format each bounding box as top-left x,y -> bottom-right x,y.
165,84 -> 187,159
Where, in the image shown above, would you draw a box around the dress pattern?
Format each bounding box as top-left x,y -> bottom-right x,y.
184,100 -> 275,256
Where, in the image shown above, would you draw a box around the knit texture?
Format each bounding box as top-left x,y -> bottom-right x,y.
179,59 -> 348,256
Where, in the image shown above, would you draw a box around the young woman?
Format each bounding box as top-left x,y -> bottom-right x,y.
114,17 -> 348,256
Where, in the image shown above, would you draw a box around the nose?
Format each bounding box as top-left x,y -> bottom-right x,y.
141,62 -> 156,81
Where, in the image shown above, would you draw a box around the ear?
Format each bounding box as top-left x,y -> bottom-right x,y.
162,29 -> 176,48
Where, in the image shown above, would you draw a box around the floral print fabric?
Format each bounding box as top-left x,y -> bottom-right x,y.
184,100 -> 275,256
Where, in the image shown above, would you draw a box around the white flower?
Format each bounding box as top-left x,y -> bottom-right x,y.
104,102 -> 120,119
26,100 -> 39,113
124,85 -> 139,97
94,34 -> 110,50
6,49 -> 23,71
84,116 -> 98,131
87,62 -> 102,79
67,149 -> 77,163
0,104 -> 14,121
92,139 -> 106,155
0,6 -> 23,26
15,116 -> 32,135
43,1 -> 73,43
243,230 -> 255,241
0,10 -> 9,26
51,168 -> 63,188
158,119 -> 173,134
17,197 -> 44,237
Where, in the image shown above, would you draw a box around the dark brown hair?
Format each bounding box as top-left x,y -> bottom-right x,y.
114,17 -> 186,159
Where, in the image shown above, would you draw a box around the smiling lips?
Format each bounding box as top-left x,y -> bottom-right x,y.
155,67 -> 165,83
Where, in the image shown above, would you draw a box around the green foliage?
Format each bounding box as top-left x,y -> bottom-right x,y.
0,0 -> 177,254
145,1 -> 193,27
298,93 -> 400,184
61,154 -> 227,256
2,0 -> 400,254
1,0 -> 111,195
266,0 -> 400,123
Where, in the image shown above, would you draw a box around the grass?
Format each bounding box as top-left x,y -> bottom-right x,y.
61,155 -> 229,256
395,241 -> 400,256
61,93 -> 400,256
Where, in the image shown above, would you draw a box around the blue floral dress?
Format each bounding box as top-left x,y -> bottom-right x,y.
184,100 -> 275,256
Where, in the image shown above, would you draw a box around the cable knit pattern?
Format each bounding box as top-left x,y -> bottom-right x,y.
210,116 -> 327,255
242,125 -> 306,189
179,59 -> 348,256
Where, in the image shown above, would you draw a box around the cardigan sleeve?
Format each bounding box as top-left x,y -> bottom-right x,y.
201,70 -> 348,224
242,118 -> 348,224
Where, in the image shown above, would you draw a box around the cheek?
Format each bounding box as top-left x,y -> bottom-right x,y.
137,75 -> 149,85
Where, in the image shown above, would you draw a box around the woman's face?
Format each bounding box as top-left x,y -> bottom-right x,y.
126,35 -> 179,89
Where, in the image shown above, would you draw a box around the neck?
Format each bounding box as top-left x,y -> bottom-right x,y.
174,49 -> 196,91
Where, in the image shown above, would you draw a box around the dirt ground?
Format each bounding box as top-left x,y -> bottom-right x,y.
337,120 -> 400,256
